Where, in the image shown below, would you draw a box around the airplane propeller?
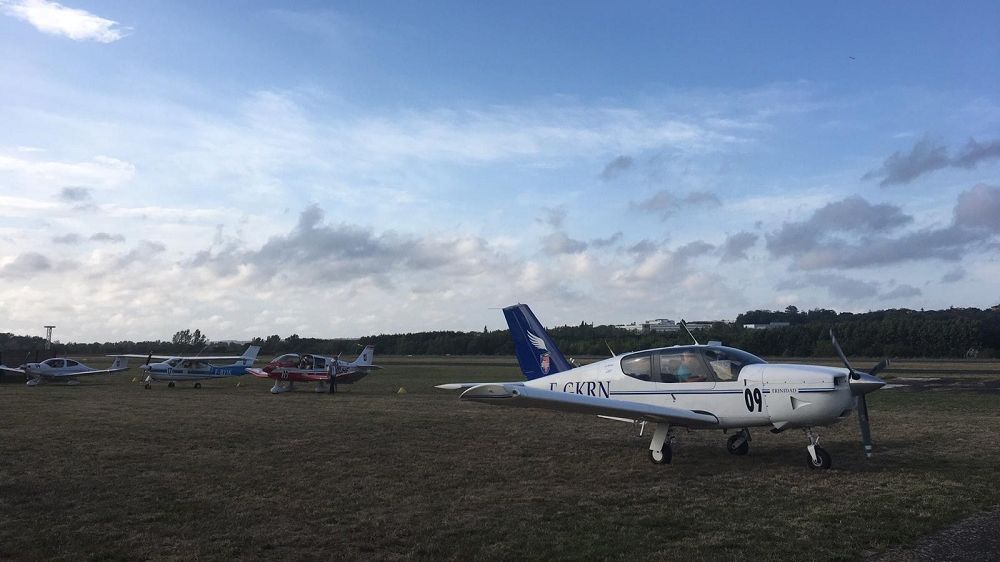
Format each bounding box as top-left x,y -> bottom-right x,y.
830,330 -> 887,459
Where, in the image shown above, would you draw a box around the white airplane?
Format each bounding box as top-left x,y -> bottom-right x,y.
118,346 -> 260,389
0,356 -> 129,386
438,304 -> 887,470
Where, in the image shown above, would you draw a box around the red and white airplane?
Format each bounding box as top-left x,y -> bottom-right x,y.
248,345 -> 380,394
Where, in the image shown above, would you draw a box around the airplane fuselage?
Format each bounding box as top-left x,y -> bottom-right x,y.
524,347 -> 855,431
143,363 -> 248,382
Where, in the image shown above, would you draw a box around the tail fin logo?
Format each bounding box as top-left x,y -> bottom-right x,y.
527,331 -> 547,351
528,331 -> 550,374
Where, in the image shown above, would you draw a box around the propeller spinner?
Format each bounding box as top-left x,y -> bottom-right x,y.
830,330 -> 888,458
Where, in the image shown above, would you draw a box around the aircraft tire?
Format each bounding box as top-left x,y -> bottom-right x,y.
807,446 -> 832,470
726,434 -> 750,455
648,445 -> 672,465
168,382 -> 175,388
194,383 -> 201,389
144,383 -> 151,390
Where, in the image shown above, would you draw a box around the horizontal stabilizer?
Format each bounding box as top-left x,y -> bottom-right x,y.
246,368 -> 271,379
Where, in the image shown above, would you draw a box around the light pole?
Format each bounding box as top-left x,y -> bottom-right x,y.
44,326 -> 55,350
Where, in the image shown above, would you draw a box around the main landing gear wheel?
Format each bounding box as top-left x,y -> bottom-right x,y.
167,382 -> 175,388
194,382 -> 201,389
727,434 -> 750,456
807,446 -> 832,470
648,445 -> 672,465
144,383 -> 150,390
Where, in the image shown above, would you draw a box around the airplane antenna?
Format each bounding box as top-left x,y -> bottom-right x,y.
193,344 -> 211,358
680,320 -> 700,345
604,340 -> 617,357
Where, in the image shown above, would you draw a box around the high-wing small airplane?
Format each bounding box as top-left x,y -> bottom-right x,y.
247,345 -> 380,394
0,356 -> 129,386
438,304 -> 887,470
118,346 -> 261,389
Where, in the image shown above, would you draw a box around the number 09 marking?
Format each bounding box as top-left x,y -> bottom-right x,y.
744,388 -> 763,412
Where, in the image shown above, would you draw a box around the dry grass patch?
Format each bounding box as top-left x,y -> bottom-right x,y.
1,358 -> 998,560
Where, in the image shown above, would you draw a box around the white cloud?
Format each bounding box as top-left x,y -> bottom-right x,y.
0,152 -> 135,190
2,0 -> 130,43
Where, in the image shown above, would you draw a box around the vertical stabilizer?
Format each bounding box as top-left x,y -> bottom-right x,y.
503,304 -> 573,380
240,346 -> 261,366
351,345 -> 375,367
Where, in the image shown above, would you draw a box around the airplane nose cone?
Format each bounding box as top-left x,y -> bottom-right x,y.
850,372 -> 886,395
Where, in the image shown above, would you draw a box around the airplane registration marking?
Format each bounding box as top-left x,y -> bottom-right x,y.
549,381 -> 612,398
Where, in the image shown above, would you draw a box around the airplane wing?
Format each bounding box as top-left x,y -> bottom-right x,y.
299,372 -> 334,381
45,367 -> 130,378
435,382 -> 523,391
453,383 -> 720,428
0,365 -> 26,374
112,354 -> 243,361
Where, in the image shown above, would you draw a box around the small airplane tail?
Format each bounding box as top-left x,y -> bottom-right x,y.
239,346 -> 261,366
503,304 -> 573,380
350,345 -> 376,367
110,356 -> 129,370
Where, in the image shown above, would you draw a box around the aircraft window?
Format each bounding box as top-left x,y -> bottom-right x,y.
275,354 -> 298,363
167,359 -> 182,367
47,359 -> 65,368
703,347 -> 766,381
314,357 -> 326,369
655,349 -> 713,383
65,360 -> 79,367
620,352 -> 652,381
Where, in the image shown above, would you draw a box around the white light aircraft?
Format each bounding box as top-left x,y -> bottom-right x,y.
118,346 -> 260,389
0,356 -> 129,386
437,304 -> 887,469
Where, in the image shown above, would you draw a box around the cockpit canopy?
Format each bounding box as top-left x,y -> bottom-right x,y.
42,358 -> 79,368
620,345 -> 765,383
272,354 -> 300,366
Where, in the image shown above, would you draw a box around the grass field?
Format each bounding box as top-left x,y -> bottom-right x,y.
1,356 -> 999,561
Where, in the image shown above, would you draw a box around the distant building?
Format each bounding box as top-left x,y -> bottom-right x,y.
614,322 -> 644,333
644,319 -> 680,333
742,322 -> 791,330
685,320 -> 726,331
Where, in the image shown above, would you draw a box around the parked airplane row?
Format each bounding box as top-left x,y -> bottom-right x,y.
1,303 -> 888,469
0,346 -> 381,394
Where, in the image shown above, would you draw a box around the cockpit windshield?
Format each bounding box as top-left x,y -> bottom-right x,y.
702,346 -> 766,381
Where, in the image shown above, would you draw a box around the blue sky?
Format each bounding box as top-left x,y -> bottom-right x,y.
1,1 -> 999,342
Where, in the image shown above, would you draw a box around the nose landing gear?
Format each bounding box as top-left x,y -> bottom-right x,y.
726,428 -> 751,455
804,428 -> 832,469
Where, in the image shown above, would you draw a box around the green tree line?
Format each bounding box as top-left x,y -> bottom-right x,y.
2,305 -> 999,359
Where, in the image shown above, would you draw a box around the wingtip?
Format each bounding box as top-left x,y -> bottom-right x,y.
435,383 -> 465,390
